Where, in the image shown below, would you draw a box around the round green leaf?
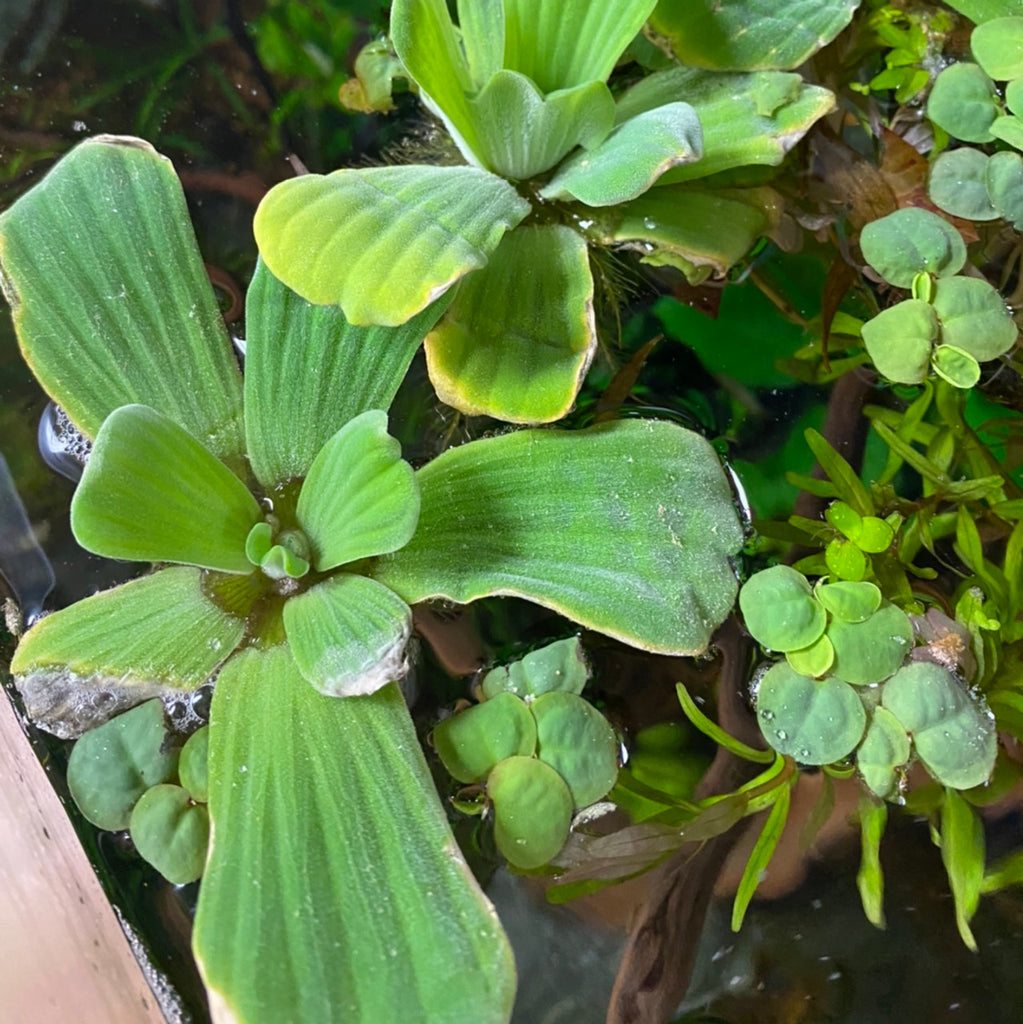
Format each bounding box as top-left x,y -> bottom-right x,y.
860,208 -> 967,288
815,581 -> 882,623
856,706 -> 911,799
825,538 -> 870,581
926,63 -> 1000,142
129,783 -> 210,885
433,693 -> 538,784
825,500 -> 863,540
933,276 -> 1017,362
480,637 -> 588,700
990,114 -> 1023,150
530,692 -> 619,807
972,17 -> 1023,80
828,603 -> 913,685
179,726 -> 209,804
296,409 -> 419,571
785,633 -> 835,678
882,662 -> 997,790
932,345 -> 982,389
928,149 -> 999,221
1007,77 -> 1023,115
487,756 -> 574,869
860,299 -> 939,385
755,662 -> 866,765
986,150 -> 1023,229
738,565 -> 826,652
67,699 -> 179,831
856,517 -> 896,554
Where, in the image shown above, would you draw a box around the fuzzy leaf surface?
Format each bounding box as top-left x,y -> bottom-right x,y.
296,409 -> 419,570
424,224 -> 595,424
373,419 -> 744,655
283,574 -> 413,696
254,165 -> 530,326
0,136 -> 244,458
193,646 -> 515,1024
71,405 -> 261,572
11,567 -> 244,737
244,260 -> 448,488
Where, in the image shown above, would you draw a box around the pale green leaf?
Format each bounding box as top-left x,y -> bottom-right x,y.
785,633 -> 835,678
856,707 -> 910,799
0,136 -> 244,459
1007,78 -> 1023,115
883,662 -> 997,790
860,208 -> 967,288
616,67 -> 834,182
67,699 -> 179,830
433,692 -> 537,783
972,17 -> 1023,79
861,299 -> 938,385
650,0 -> 859,71
732,784 -> 790,931
480,636 -> 588,700
986,150 -> 1023,230
940,788 -> 985,951
296,410 -> 419,570
501,0 -> 657,93
283,574 -> 413,696
933,276 -> 1018,362
424,223 -> 595,423
945,0 -> 1023,21
926,63 -> 1000,142
468,72 -> 615,180
929,148 -> 999,220
373,419 -> 744,655
71,405 -> 261,573
540,102 -> 701,206
456,0 -> 504,88
829,603 -> 913,685
11,567 -> 244,738
254,165 -> 530,326
990,114 -> 1023,150
487,755 -> 574,869
857,795 -> 887,928
755,663 -> 866,764
193,647 -> 515,1024
390,0 -> 481,160
244,260 -> 448,488
603,186 -> 777,279
130,784 -> 209,885
531,691 -> 619,807
179,726 -> 210,804
816,581 -> 882,623
738,564 -> 826,652
932,345 -> 982,389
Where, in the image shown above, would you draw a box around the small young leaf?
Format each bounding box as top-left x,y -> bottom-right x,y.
971,17 -> 1023,80
433,693 -> 537,784
68,699 -> 179,830
785,633 -> 836,678
296,410 -> 419,571
488,756 -> 574,870
531,692 -> 619,807
130,784 -> 209,885
71,405 -> 261,573
179,726 -> 209,804
283,574 -> 413,697
856,795 -> 887,928
855,517 -> 896,554
731,783 -> 791,932
861,300 -> 938,385
859,207 -> 967,288
926,63 -> 999,142
815,581 -> 882,622
738,565 -> 826,652
940,789 -> 985,951
856,707 -> 910,799
480,637 -> 588,700
825,501 -> 863,540
825,538 -> 870,581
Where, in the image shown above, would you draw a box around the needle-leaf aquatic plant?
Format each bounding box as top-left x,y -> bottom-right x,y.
255,0 -> 845,423
0,136 -> 745,1023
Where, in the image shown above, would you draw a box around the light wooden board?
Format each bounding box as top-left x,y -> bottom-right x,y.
0,691 -> 168,1023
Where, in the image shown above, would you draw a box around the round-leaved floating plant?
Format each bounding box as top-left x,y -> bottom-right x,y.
738,564 -> 826,652
828,603 -> 914,686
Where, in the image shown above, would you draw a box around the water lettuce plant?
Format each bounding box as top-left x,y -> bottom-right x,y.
255,0 -> 844,423
0,135 -> 745,1023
